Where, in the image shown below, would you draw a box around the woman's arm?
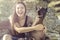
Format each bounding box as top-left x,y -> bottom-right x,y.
14,23 -> 35,33
14,23 -> 44,33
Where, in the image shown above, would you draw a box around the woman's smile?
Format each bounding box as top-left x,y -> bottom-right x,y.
16,4 -> 25,17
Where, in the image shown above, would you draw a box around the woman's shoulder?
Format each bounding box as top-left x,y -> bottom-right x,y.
8,15 -> 13,24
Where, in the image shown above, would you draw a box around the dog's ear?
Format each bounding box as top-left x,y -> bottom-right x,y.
43,8 -> 47,18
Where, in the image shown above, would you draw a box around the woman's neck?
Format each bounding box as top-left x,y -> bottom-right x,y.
19,15 -> 26,21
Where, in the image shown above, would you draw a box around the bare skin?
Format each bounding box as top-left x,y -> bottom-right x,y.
14,22 -> 44,33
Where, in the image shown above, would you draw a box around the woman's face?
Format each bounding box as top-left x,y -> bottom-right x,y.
16,3 -> 26,17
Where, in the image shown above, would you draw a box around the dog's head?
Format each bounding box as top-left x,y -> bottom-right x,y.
37,7 -> 47,19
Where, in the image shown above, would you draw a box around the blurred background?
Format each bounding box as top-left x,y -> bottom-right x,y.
0,0 -> 60,40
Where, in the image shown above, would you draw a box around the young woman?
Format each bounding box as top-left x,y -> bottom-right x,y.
2,2 -> 45,40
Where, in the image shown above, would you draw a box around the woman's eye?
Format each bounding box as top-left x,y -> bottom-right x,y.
17,7 -> 19,9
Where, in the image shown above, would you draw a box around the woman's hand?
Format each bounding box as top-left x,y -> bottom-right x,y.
34,24 -> 45,31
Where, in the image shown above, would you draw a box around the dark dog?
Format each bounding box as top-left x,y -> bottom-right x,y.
30,7 -> 48,40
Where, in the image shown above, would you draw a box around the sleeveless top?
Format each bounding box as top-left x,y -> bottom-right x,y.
9,16 -> 33,38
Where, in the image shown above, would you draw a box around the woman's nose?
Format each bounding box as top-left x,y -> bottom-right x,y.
19,8 -> 22,11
